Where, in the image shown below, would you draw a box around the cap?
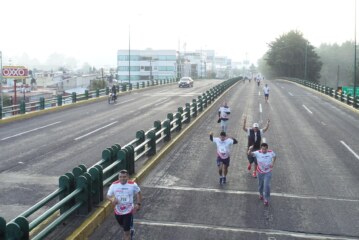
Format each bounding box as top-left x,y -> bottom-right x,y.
253,123 -> 259,128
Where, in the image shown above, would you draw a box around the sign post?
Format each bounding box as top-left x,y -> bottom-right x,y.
2,66 -> 28,107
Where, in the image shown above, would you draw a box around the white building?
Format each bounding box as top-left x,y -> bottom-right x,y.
117,49 -> 177,82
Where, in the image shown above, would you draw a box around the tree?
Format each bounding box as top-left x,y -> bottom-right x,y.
265,30 -> 322,82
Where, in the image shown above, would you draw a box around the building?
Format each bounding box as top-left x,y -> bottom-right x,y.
117,49 -> 177,82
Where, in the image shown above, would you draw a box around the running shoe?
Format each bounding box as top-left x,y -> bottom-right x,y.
247,163 -> 251,171
130,228 -> 135,239
259,195 -> 263,200
219,177 -> 223,185
252,171 -> 257,178
222,177 -> 226,184
264,200 -> 269,206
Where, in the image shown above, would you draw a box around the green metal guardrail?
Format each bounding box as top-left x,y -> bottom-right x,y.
0,77 -> 241,240
0,78 -> 179,119
286,78 -> 359,109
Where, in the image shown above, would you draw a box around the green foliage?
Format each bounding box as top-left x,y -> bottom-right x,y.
90,79 -> 107,91
265,30 -> 322,82
316,41 -> 356,88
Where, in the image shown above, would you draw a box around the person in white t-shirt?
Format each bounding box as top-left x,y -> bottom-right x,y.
248,143 -> 276,206
210,131 -> 238,185
107,169 -> 142,240
263,84 -> 270,103
218,101 -> 231,133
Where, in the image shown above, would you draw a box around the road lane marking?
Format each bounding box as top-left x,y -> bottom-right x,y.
135,219 -> 357,240
262,137 -> 267,143
340,141 -> 359,160
1,121 -> 62,141
143,185 -> 359,203
320,121 -> 327,126
258,91 -> 261,96
114,98 -> 136,105
288,92 -> 293,96
74,121 -> 118,141
259,103 -> 262,113
302,104 -> 313,114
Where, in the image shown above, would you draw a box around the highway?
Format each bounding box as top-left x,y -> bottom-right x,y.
87,79 -> 359,240
0,79 -> 221,222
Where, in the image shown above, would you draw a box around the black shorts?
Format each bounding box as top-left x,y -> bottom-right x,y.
114,213 -> 133,232
217,157 -> 230,166
247,155 -> 257,165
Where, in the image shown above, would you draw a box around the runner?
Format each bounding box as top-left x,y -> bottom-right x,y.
263,83 -> 270,103
107,169 -> 142,240
248,143 -> 277,206
209,131 -> 238,185
218,101 -> 231,133
242,116 -> 270,178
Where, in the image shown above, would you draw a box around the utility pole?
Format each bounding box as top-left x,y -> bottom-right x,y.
304,41 -> 308,81
129,25 -> 131,86
0,51 -> 3,108
354,0 -> 357,100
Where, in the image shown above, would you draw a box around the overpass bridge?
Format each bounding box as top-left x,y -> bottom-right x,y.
1,78 -> 359,240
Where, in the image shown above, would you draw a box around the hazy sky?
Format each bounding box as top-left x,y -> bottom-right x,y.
0,0 -> 356,67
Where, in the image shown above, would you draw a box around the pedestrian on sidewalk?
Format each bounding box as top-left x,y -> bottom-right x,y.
248,143 -> 276,206
107,169 -> 143,240
242,116 -> 270,178
218,101 -> 231,133
210,131 -> 238,185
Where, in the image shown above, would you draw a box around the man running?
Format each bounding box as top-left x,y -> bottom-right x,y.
263,84 -> 270,103
248,143 -> 276,206
242,116 -> 270,178
218,101 -> 231,133
107,169 -> 142,240
210,131 -> 238,185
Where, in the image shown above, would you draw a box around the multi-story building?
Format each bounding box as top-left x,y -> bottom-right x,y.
117,49 -> 177,82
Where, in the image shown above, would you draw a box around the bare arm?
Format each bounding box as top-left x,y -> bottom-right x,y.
242,116 -> 248,132
263,119 -> 270,133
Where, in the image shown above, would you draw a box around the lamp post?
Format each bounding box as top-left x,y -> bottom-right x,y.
354,0 -> 357,100
304,41 -> 308,81
0,51 -> 3,108
128,25 -> 131,86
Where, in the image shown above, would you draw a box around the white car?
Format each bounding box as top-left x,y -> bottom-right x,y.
178,77 -> 194,88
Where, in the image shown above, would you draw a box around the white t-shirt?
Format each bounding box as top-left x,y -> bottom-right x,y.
263,86 -> 270,94
253,150 -> 276,173
212,137 -> 235,159
218,106 -> 231,119
107,180 -> 141,215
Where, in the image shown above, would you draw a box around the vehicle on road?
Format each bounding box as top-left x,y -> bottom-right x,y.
178,77 -> 194,88
108,92 -> 116,104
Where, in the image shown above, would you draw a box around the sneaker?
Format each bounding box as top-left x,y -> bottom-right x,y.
219,177 -> 223,185
264,200 -> 269,206
252,171 -> 257,178
222,177 -> 226,184
130,228 -> 135,239
247,163 -> 251,171
259,195 -> 263,200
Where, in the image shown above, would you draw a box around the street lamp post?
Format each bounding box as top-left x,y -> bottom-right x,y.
354,0 -> 357,101
128,25 -> 131,87
304,41 -> 308,81
0,51 -> 3,108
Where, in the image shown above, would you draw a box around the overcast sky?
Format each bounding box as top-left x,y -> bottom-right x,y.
0,0 -> 356,67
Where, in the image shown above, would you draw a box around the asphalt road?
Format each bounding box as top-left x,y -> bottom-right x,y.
89,79 -> 359,240
0,79 -> 221,222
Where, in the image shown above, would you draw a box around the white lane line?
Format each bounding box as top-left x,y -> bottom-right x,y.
320,121 -> 327,126
302,104 -> 313,114
114,98 -> 136,106
74,121 -> 118,141
340,141 -> 359,160
258,91 -> 261,96
259,103 -> 262,113
135,220 -> 355,240
262,137 -> 267,143
154,98 -> 169,107
288,92 -> 293,96
1,121 -> 62,141
144,185 -> 359,203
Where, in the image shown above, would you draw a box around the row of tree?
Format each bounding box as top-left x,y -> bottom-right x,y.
258,30 -> 358,89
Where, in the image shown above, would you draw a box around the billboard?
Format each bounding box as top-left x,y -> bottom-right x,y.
2,66 -> 29,79
342,86 -> 359,96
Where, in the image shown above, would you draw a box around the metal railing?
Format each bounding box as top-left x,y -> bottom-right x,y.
285,78 -> 359,108
0,78 -> 177,119
0,77 -> 241,240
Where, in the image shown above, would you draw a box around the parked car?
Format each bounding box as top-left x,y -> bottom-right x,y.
178,77 -> 194,88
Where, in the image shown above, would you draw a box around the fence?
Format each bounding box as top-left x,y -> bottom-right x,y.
0,77 -> 241,240
286,78 -> 359,108
0,78 -> 177,119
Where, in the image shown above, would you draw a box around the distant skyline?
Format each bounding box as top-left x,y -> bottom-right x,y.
0,0 -> 357,68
